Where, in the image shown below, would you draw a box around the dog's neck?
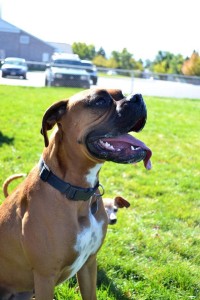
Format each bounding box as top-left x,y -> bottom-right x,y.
42,137 -> 103,189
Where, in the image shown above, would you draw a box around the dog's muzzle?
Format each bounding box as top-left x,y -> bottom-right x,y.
86,93 -> 152,169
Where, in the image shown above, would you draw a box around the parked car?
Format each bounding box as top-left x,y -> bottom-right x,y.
81,60 -> 98,85
107,70 -> 117,76
45,54 -> 90,88
1,57 -> 28,79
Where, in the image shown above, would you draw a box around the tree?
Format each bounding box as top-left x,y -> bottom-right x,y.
144,59 -> 152,68
182,51 -> 200,76
96,47 -> 106,58
168,54 -> 184,74
106,57 -> 119,69
110,48 -> 143,70
72,42 -> 96,60
92,55 -> 108,67
153,60 -> 168,73
111,51 -> 121,65
120,48 -> 135,69
92,55 -> 119,69
151,51 -> 184,74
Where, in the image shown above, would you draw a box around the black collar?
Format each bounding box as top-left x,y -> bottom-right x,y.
39,158 -> 100,201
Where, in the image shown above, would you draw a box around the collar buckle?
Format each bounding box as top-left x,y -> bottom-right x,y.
65,186 -> 78,200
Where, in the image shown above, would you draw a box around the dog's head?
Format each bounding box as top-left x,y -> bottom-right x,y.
41,88 -> 152,169
103,196 -> 130,225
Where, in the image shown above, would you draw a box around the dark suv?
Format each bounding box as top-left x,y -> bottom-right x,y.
81,60 -> 98,85
45,55 -> 90,88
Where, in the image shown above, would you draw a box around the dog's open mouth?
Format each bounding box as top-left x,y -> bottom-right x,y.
87,133 -> 152,169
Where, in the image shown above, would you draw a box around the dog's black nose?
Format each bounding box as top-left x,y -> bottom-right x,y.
110,219 -> 117,225
129,94 -> 143,103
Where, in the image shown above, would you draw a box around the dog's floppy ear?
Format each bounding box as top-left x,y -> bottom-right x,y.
41,100 -> 67,147
114,196 -> 130,208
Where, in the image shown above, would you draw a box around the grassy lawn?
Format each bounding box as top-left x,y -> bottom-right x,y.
0,86 -> 199,299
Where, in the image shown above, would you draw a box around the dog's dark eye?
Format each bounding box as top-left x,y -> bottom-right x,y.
87,96 -> 111,109
114,207 -> 118,213
94,97 -> 109,107
86,93 -> 112,109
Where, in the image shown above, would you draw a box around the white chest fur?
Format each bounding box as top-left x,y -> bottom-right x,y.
68,213 -> 104,279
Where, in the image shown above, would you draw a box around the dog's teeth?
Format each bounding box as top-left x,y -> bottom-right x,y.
100,140 -> 105,146
100,140 -> 115,150
105,142 -> 114,150
131,146 -> 140,151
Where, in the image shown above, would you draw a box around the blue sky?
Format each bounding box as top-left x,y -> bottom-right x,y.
0,0 -> 199,61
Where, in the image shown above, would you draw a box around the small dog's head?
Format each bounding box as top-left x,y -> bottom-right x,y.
103,196 -> 130,225
41,88 -> 152,169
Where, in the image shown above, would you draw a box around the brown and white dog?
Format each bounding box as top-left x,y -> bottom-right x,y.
0,88 -> 152,300
2,173 -> 26,198
103,196 -> 130,225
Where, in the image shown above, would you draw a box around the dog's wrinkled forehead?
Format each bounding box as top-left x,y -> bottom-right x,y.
90,88 -> 124,101
106,89 -> 125,101
69,88 -> 125,106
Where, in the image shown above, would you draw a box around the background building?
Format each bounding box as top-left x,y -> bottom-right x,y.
0,18 -> 72,62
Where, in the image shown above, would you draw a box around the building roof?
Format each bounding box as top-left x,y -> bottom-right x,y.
0,19 -> 72,54
0,18 -> 55,50
0,18 -> 20,33
48,42 -> 72,54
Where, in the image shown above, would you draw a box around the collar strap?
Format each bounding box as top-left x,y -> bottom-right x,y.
39,159 -> 99,201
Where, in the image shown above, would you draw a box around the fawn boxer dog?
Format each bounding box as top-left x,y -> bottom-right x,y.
0,88 -> 152,300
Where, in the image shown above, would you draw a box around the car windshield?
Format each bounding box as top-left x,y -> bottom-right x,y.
82,63 -> 92,67
53,59 -> 82,66
5,59 -> 26,66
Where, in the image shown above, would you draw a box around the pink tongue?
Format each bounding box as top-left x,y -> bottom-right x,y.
106,134 -> 152,170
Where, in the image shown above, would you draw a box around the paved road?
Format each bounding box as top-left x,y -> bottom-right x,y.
98,77 -> 200,99
0,71 -> 200,99
0,71 -> 45,88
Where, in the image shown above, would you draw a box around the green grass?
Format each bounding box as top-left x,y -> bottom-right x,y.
0,86 -> 200,299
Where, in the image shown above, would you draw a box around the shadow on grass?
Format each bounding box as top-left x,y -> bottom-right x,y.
97,268 -> 130,300
54,269 -> 131,299
0,131 -> 14,147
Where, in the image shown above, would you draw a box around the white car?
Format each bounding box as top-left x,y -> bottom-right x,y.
45,55 -> 90,88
